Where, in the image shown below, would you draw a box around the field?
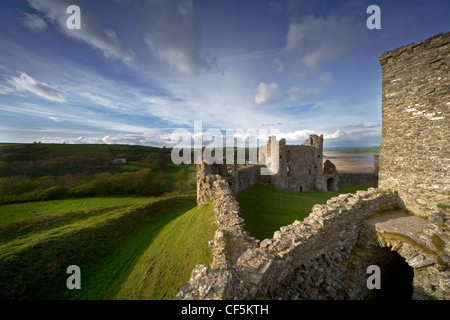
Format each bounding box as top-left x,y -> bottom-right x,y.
0,143 -> 196,204
237,184 -> 373,240
0,195 -> 215,300
0,195 -> 153,225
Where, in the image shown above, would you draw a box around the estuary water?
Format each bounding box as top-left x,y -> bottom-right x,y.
323,152 -> 376,173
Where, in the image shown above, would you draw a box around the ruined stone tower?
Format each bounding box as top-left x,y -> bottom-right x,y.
378,32 -> 450,216
259,134 -> 338,192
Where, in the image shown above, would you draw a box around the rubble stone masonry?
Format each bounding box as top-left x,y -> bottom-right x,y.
378,32 -> 450,216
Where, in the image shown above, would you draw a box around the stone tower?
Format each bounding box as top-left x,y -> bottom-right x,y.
378,32 -> 450,216
259,134 -> 336,192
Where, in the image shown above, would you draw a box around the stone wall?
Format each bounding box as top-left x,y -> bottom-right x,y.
338,173 -> 378,187
178,185 -> 449,299
233,188 -> 401,299
378,32 -> 450,216
177,175 -> 259,299
236,165 -> 270,194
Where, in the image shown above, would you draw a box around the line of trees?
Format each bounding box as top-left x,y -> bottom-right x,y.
0,167 -> 196,205
0,169 -> 170,204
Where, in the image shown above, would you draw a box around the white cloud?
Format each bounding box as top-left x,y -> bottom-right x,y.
20,13 -> 48,31
49,116 -> 60,122
319,72 -> 334,85
274,57 -> 284,74
27,0 -> 135,64
290,87 -> 322,103
79,92 -> 115,109
0,85 -> 15,95
38,132 -> 169,147
254,82 -> 280,105
144,0 -> 215,75
6,71 -> 66,103
323,130 -> 341,140
285,15 -> 355,71
276,129 -> 315,142
346,122 -> 380,128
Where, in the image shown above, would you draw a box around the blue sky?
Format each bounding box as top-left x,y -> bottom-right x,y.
0,0 -> 448,148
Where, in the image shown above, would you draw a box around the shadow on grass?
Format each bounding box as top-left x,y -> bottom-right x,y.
0,195 -> 195,300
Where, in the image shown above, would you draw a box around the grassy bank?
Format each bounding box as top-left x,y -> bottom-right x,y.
112,201 -> 216,300
0,195 -> 153,225
237,184 -> 373,240
0,194 -> 216,300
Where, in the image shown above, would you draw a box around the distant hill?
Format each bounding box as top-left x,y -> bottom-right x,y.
0,143 -> 170,178
0,143 -> 163,159
0,143 -> 197,204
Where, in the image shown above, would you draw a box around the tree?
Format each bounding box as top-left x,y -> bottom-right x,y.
175,169 -> 189,192
146,153 -> 166,170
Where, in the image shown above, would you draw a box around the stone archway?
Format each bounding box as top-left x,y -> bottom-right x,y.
327,178 -> 337,192
365,246 -> 414,300
363,211 -> 443,300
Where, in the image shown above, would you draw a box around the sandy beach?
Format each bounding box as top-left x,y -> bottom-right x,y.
323,152 -> 376,173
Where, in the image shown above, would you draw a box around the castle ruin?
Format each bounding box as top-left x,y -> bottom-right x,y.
259,134 -> 339,193
196,134 -> 339,207
177,32 -> 449,300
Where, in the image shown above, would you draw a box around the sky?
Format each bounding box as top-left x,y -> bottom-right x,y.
0,0 -> 448,148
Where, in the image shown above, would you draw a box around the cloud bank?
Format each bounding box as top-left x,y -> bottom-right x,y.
254,82 -> 280,105
144,0 -> 215,75
6,72 -> 66,103
26,0 -> 135,64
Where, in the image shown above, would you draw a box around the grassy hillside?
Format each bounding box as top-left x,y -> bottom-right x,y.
0,143 -> 196,205
0,195 -> 215,300
112,201 -> 215,300
0,195 -> 152,225
237,184 -> 372,240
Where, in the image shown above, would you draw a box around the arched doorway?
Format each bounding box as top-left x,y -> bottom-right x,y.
365,246 -> 414,300
327,178 -> 337,192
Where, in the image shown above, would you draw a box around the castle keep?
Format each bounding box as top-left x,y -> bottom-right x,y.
196,134 -> 339,207
178,32 -> 450,300
259,135 -> 339,193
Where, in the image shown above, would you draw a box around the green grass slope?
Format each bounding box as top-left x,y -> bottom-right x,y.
0,195 -> 153,225
0,194 -> 215,300
113,201 -> 215,300
237,184 -> 373,241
